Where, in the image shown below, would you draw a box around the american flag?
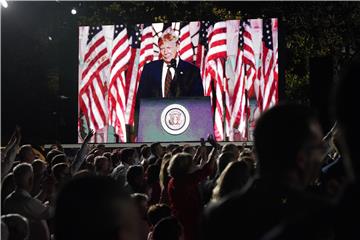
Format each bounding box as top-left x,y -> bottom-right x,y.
204,21 -> 227,141
108,24 -> 131,142
124,24 -> 141,126
196,20 -> 212,96
260,18 -> 277,111
179,21 -> 194,63
242,20 -> 257,97
231,20 -> 248,141
125,23 -> 154,126
79,26 -> 110,132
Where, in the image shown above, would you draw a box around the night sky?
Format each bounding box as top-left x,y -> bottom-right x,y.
2,1 -> 79,145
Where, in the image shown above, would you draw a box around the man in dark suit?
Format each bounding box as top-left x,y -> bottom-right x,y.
137,32 -> 204,99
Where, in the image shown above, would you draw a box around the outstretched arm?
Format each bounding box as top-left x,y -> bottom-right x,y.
70,129 -> 94,174
1,126 -> 21,178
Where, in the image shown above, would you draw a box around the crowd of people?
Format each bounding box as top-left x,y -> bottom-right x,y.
1,55 -> 359,240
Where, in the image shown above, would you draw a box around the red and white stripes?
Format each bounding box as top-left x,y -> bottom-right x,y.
179,23 -> 194,63
79,26 -> 110,132
108,25 -> 131,142
204,21 -> 227,141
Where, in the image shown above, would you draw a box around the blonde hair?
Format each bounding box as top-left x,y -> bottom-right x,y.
211,161 -> 251,202
158,32 -> 179,47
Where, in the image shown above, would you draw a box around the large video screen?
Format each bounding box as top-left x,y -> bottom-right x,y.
78,19 -> 278,143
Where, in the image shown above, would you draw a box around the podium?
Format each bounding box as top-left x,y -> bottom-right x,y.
137,97 -> 214,142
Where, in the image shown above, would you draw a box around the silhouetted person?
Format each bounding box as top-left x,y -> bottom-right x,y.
125,165 -> 147,194
1,214 -> 30,240
147,203 -> 172,240
203,103 -> 331,240
168,148 -> 217,240
152,216 -> 184,240
18,145 -> 35,164
3,163 -> 54,240
211,160 -> 251,202
54,176 -> 141,240
111,148 -> 137,186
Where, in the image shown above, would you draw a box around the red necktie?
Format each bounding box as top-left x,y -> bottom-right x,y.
164,66 -> 172,97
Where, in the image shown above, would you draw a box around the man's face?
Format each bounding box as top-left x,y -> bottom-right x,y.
160,40 -> 178,63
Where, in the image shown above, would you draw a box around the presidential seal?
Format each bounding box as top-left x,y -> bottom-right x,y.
161,104 -> 190,135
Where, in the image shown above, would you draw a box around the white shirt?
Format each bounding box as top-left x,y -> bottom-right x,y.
161,58 -> 179,97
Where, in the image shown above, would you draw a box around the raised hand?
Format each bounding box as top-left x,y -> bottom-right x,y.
207,134 -> 220,150
84,129 -> 95,143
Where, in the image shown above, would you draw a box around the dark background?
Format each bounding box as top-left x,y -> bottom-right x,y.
1,1 -> 359,145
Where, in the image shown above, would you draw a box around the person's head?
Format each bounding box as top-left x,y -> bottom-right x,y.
212,161 -> 251,201
152,216 -> 183,240
85,153 -> 95,165
146,164 -> 160,185
52,163 -> 71,184
126,165 -> 145,188
222,143 -> 240,160
51,154 -> 68,167
18,145 -> 35,163
166,144 -> 179,153
93,144 -> 106,156
46,149 -> 63,164
50,143 -> 64,152
94,156 -> 111,176
147,204 -> 172,227
120,148 -> 137,165
168,153 -> 193,179
171,146 -> 183,156
140,146 -> 151,160
13,163 -> 33,192
216,152 -> 237,177
254,103 -> 325,188
110,152 -> 121,168
31,160 -> 46,178
1,214 -> 30,240
183,145 -> 196,157
103,151 -> 112,160
150,142 -> 164,158
55,176 -> 141,240
158,32 -> 179,64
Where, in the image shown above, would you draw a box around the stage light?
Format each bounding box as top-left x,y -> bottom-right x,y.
1,0 -> 8,8
71,8 -> 77,15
